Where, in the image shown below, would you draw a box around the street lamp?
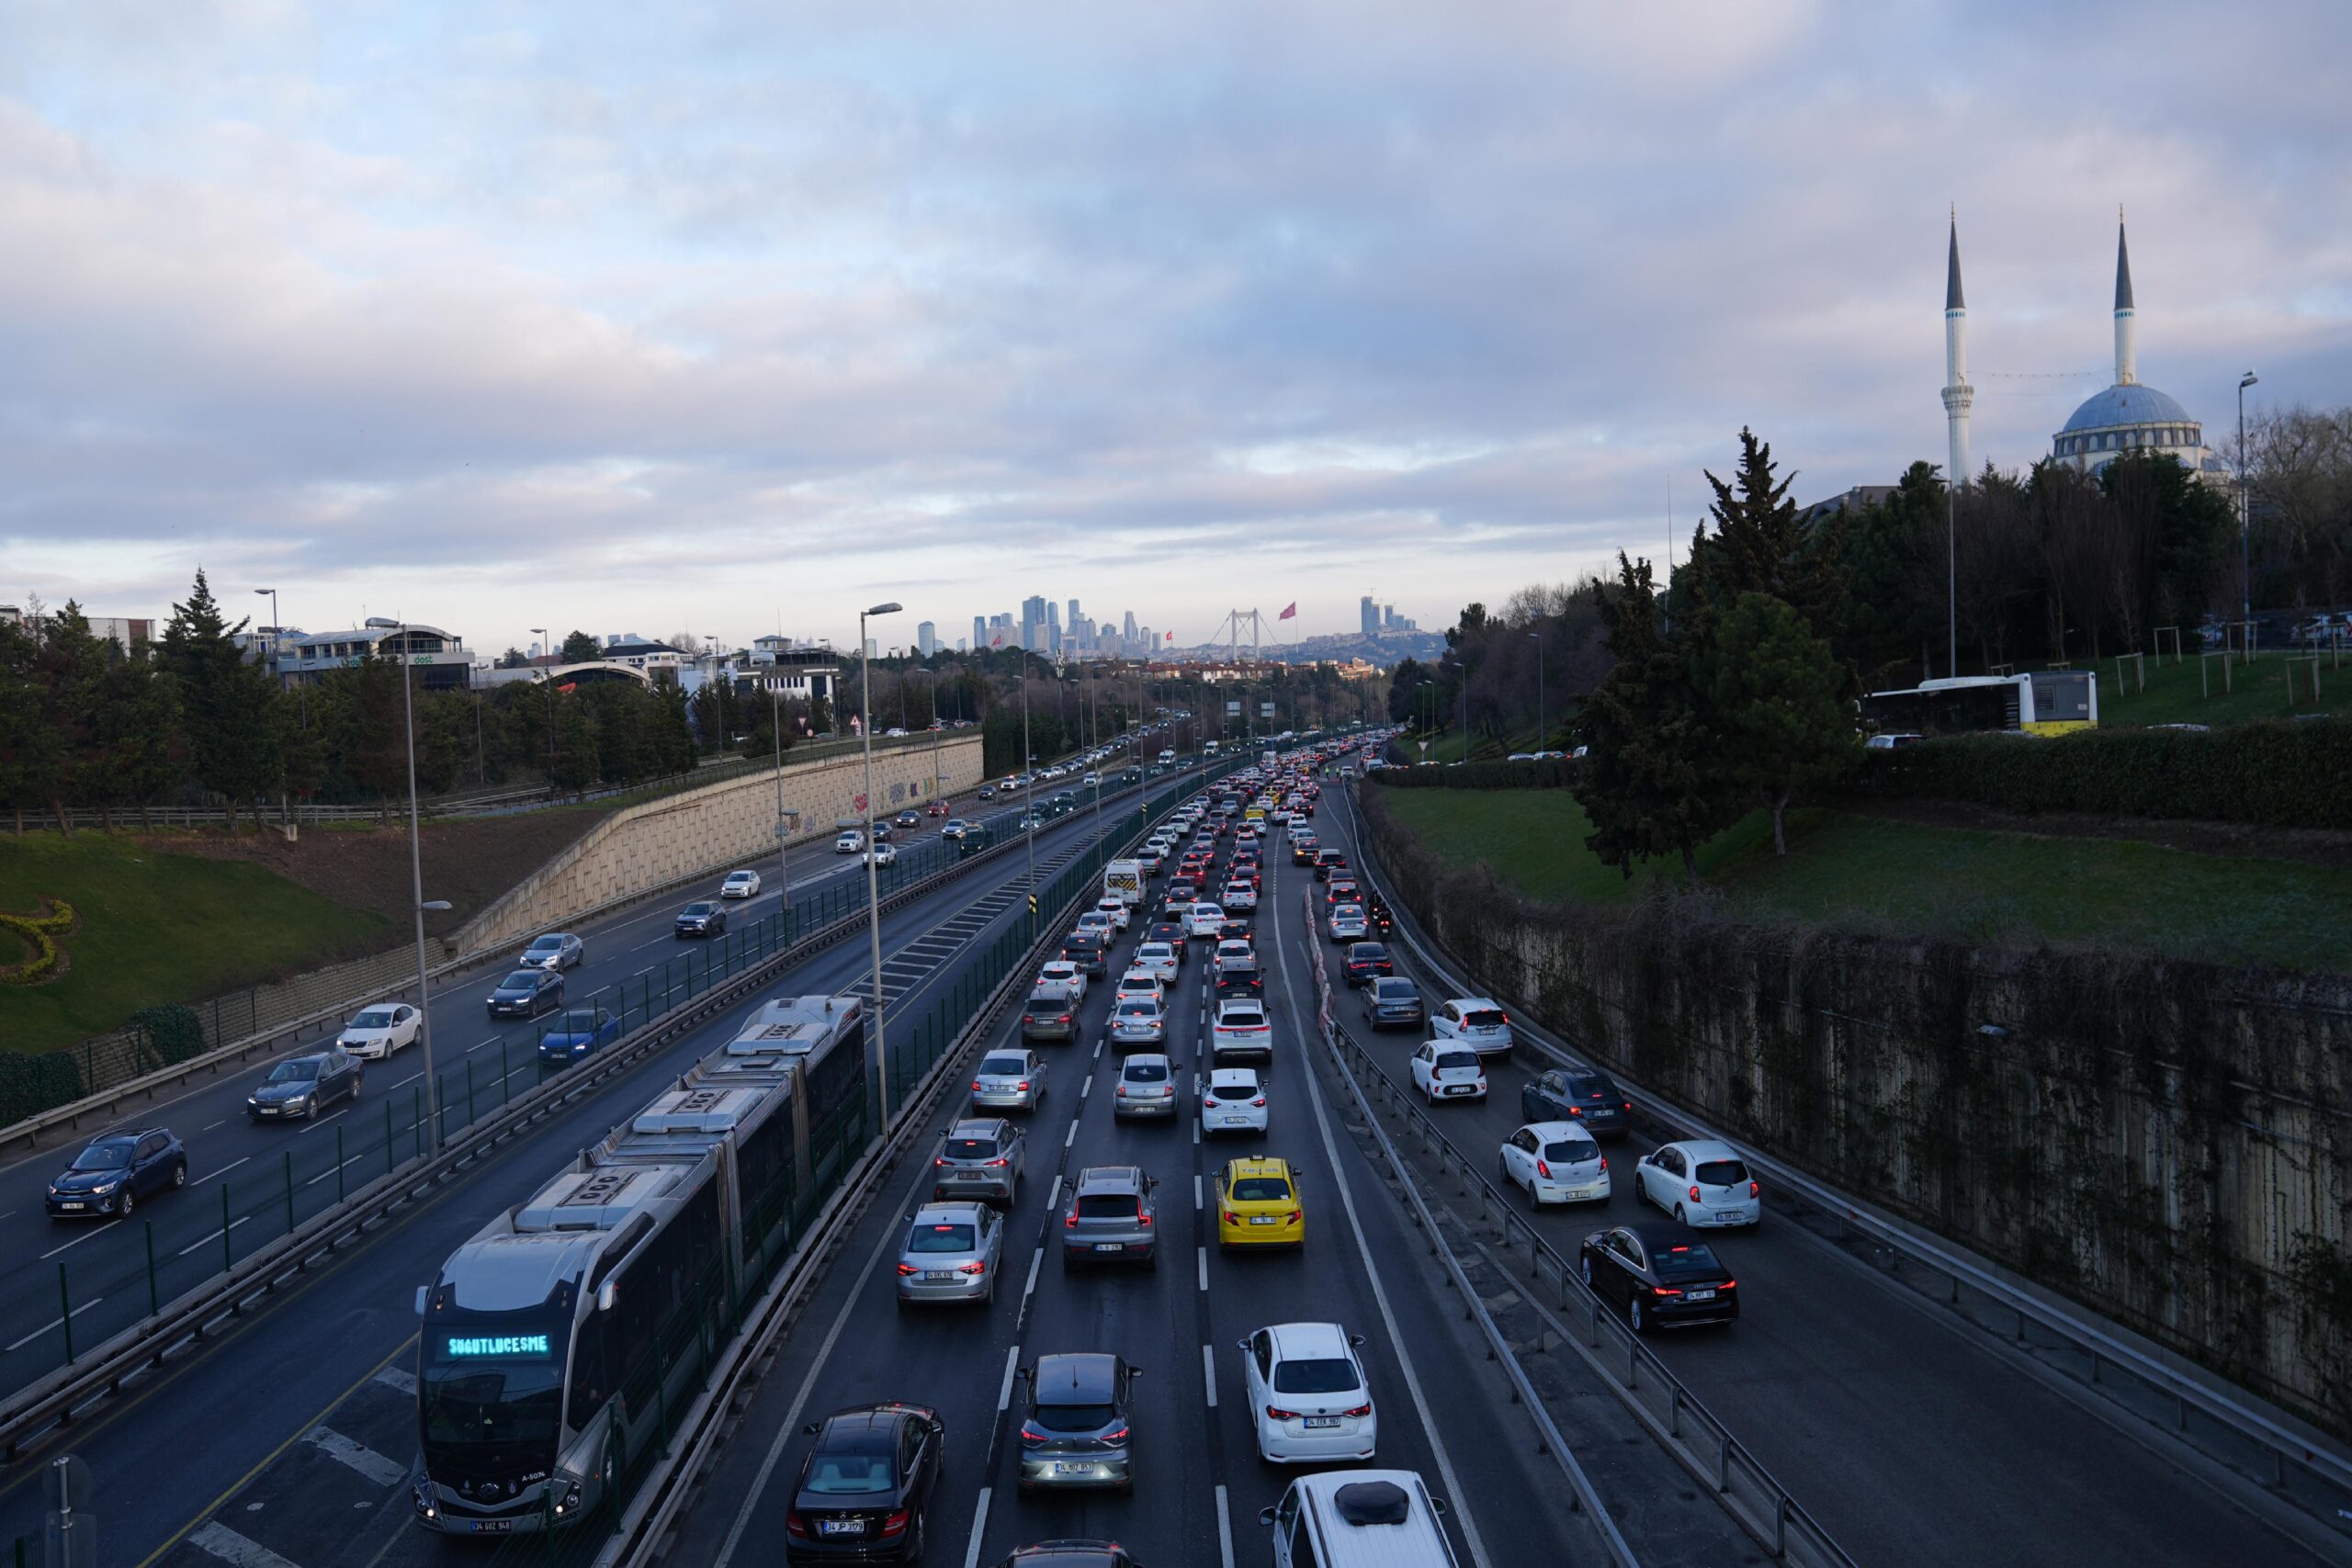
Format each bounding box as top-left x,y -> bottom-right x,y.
1527,629 -> 1544,750
2239,371 -> 2259,646
771,679 -> 794,915
365,617 -> 447,1146
858,601 -> 901,1135
252,587 -> 306,729
530,626 -> 555,795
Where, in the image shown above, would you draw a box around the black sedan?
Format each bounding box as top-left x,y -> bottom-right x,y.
1363,976 -> 1423,1030
1524,1067 -> 1633,1140
1578,1220 -> 1738,1332
1144,921 -> 1189,956
1342,942 -> 1395,987
247,1049 -> 362,1122
487,966 -> 565,1018
785,1402 -> 944,1562
674,901 -> 728,939
46,1127 -> 187,1219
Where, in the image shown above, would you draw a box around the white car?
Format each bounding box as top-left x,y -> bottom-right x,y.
1499,1122 -> 1610,1206
1327,903 -> 1367,941
1202,1067 -> 1269,1135
1634,1139 -> 1762,1228
1092,897 -> 1133,932
1211,998 -> 1273,1064
719,869 -> 763,899
864,842 -> 899,867
835,830 -> 865,854
1114,970 -> 1167,1007
1075,910 -> 1117,943
1431,997 -> 1513,1056
1185,902 -> 1227,941
942,818 -> 975,840
1132,942 -> 1181,983
1409,1041 -> 1487,1104
1239,1322 -> 1377,1464
334,1002 -> 421,1060
1036,959 -> 1091,1003
1221,883 -> 1259,912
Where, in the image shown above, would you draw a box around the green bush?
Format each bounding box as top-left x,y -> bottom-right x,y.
1368,758 -> 1575,791
0,1052 -> 86,1123
130,1002 -> 210,1068
1849,718 -> 2352,829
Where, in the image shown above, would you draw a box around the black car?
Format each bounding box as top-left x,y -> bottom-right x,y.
1578,1219 -> 1738,1332
785,1402 -> 944,1562
1341,942 -> 1394,987
675,901 -> 728,939
993,1545 -> 1147,1568
46,1127 -> 187,1219
1214,960 -> 1265,1000
1144,921 -> 1188,957
488,966 -> 565,1017
1363,976 -> 1423,1030
1217,911 -> 1255,945
1060,931 -> 1110,977
1524,1067 -> 1633,1139
247,1049 -> 362,1122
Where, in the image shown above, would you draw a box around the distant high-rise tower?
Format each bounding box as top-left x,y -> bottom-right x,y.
1068,598 -> 1081,628
1360,595 -> 1381,637
1940,210 -> 1973,490
916,621 -> 937,657
972,615 -> 987,649
1122,610 -> 1137,647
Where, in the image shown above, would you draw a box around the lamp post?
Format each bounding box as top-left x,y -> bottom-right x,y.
253,587 -> 305,728
771,682 -> 794,914
1021,655 -> 1036,938
365,617 -> 449,1147
530,626 -> 556,795
1527,629 -> 1544,750
2239,371 -> 2259,646
858,601 -> 901,1134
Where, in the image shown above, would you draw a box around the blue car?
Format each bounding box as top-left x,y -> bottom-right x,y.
674,901 -> 728,938
537,1008 -> 621,1064
1522,1067 -> 1633,1140
47,1128 -> 188,1219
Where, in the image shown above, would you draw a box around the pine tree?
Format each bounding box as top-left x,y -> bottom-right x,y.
1573,554 -> 1720,878
1683,428 -> 1850,652
38,604 -> 110,831
98,638 -> 185,829
161,570 -> 284,830
560,629 -> 601,663
1702,593 -> 1852,855
0,617 -> 54,833
550,693 -> 599,793
656,684 -> 698,773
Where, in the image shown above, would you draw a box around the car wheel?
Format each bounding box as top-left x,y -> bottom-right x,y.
1675,1203 -> 1687,1224
173,1161 -> 188,1188
904,1506 -> 926,1562
119,1188 -> 136,1216
1629,1294 -> 1646,1334
1579,1253 -> 1594,1289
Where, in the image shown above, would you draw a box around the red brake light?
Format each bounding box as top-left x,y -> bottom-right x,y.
1750,1179 -> 1760,1198
1721,1279 -> 1738,1290
897,1263 -> 919,1276
1065,1211 -> 1079,1228
1599,1156 -> 1608,1171
1286,1209 -> 1302,1224
1252,1097 -> 1266,1107
959,1261 -> 986,1275
1689,1185 -> 1702,1202
985,1157 -> 1009,1168
1137,1213 -> 1152,1226
971,1080 -> 982,1091
1266,1405 -> 1300,1420
881,1508 -> 910,1538
1565,1105 -> 1581,1116
1536,1160 -> 1552,1179
1342,1402 -> 1373,1417
1652,1285 -> 1681,1297
786,1512 -> 812,1539
1017,1081 -> 1031,1091
1223,1211 -> 1239,1225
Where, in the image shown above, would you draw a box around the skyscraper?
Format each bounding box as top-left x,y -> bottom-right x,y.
916,621 -> 937,657
1360,595 -> 1382,637
1122,610 -> 1138,648
972,615 -> 987,650
1068,598 -> 1082,628
1021,594 -> 1047,652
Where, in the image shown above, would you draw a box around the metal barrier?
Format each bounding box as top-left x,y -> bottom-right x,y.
1295,886 -> 1853,1567
1330,785 -> 2352,1535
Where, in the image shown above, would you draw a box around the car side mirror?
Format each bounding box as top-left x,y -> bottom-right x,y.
1258,1506 -> 1279,1527
803,1421 -> 822,1435
597,1280 -> 619,1313
413,1286 -> 430,1316
1348,1333 -> 1365,1347
1430,1496 -> 1449,1516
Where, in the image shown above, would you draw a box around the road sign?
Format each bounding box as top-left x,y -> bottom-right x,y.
42,1455 -> 91,1513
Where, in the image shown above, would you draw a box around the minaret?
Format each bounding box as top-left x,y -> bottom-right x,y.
1940,209 -> 1973,488
2112,207 -> 2137,386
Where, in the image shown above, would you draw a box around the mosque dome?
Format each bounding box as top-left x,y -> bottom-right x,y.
2059,382 -> 2196,435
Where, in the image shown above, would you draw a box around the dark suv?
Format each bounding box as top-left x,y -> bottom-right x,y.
1016,1353 -> 1139,1495
1022,989 -> 1078,1043
46,1128 -> 188,1219
1060,1166 -> 1159,1269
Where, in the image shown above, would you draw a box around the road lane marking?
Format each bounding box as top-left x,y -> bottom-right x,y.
178,1216 -> 251,1258
1046,1175 -> 1060,1213
1197,1247 -> 1209,1291
39,1220 -> 119,1259
1194,1174 -> 1203,1209
374,1367 -> 417,1395
298,1105 -> 356,1134
1023,1247 -> 1042,1301
1215,1483 -> 1237,1568
1203,1343 -> 1218,1406
4,1297 -> 103,1352
1079,1076 -> 1091,1100
1064,1121 -> 1079,1149
188,1521 -> 303,1568
190,1156 -> 252,1188
997,1343 -> 1022,1411
960,1487 -> 993,1568
304,1425 -> 409,1486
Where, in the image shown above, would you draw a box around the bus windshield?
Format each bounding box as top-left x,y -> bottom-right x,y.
421,1319 -> 570,1450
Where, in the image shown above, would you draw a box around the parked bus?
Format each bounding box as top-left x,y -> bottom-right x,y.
411,995 -> 867,1537
1859,671 -> 2097,740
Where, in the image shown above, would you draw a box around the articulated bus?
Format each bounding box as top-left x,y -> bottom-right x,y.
411,995 -> 867,1537
1859,671 -> 2098,740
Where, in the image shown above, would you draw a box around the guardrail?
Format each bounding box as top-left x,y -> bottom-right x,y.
0,761 -> 1241,1458
1332,785 -> 2352,1541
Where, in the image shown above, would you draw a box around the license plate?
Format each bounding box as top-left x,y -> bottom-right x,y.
1093,1242 -> 1125,1252
1303,1416 -> 1340,1429
58,1201 -> 84,1211
1250,1214 -> 1277,1225
1446,1085 -> 1475,1096
255,1107 -> 279,1115
818,1518 -> 862,1537
924,1270 -> 957,1281
1685,1288 -> 1716,1301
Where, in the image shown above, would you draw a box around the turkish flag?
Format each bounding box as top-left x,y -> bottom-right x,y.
1164,631 -> 1173,642
855,792 -> 868,811
1278,603 -> 1296,620
991,632 -> 1003,647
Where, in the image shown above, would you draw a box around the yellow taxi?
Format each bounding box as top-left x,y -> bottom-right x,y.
1216,1156 -> 1305,1251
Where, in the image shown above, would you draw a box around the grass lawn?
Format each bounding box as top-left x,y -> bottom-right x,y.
1378,788 -> 2352,972
0,833 -> 390,1054
2039,648 -> 2351,729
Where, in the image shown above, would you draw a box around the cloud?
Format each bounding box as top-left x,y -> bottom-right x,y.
1,0 -> 2347,649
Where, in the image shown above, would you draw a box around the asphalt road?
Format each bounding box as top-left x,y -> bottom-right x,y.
0,758 -> 1216,1564
1307,784 -> 2337,1568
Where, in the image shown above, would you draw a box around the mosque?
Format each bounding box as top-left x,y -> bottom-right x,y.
1940,212 -> 2227,487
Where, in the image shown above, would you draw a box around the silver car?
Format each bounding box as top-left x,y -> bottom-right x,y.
1113,1054 -> 1179,1122
1016,1352 -> 1139,1495
973,1048 -> 1048,1112
1107,998 -> 1167,1052
1061,1166 -> 1159,1270
933,1118 -> 1026,1206
517,932 -> 583,970
896,1201 -> 1005,1306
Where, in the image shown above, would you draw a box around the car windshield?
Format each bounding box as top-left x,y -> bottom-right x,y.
1138,945 -> 1172,960
500,972 -> 537,989
71,1141 -> 133,1171
802,1451 -> 895,1495
1123,1062 -> 1170,1083
1231,1177 -> 1292,1201
944,1137 -> 998,1159
352,1010 -> 397,1028
1544,1140 -> 1599,1164
1374,981 -> 1414,1000
1695,1158 -> 1750,1187
907,1223 -> 978,1254
1567,1076 -> 1616,1099
268,1059 -> 322,1082
1656,1243 -> 1726,1282
527,937 -> 563,952
683,903 -> 713,916
1076,1194 -> 1138,1219
1463,1009 -> 1507,1029
1115,1002 -> 1158,1019
980,1055 -> 1028,1076
1272,1357 -> 1360,1394
557,1011 -> 602,1032
1350,945 -> 1384,960
1029,1401 -> 1117,1435
1434,1052 -> 1479,1072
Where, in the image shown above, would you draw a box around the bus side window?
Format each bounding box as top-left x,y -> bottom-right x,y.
567,1316 -> 608,1429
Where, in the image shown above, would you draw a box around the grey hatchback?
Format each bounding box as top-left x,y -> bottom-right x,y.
1112,1055 -> 1179,1122
896,1201 -> 1005,1307
1060,1167 -> 1159,1270
932,1119 -> 1026,1207
1016,1353 -> 1140,1495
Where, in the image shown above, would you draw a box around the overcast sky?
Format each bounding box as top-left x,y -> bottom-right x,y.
5,1 -> 2348,654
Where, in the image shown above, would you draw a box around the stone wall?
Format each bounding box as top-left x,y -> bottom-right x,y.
1359,787 -> 2352,1436
456,737 -> 983,955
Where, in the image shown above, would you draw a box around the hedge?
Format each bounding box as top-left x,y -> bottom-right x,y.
0,1053 -> 85,1125
130,1003 -> 210,1070
1368,758 -> 1576,791
1848,718 -> 2352,830
0,897 -> 74,986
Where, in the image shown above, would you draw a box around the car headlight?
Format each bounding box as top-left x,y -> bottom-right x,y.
92,1180 -> 119,1195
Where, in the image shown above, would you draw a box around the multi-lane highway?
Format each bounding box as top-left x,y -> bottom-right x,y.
1306,784 -> 2339,1568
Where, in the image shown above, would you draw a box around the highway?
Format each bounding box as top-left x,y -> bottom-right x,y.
0,756 -> 1200,1563
1306,784 -> 2339,1568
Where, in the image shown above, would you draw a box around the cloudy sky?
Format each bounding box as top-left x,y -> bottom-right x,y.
5,0 -> 2348,655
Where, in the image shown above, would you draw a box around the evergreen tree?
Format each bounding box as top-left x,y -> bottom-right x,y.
1835,460 -> 1949,683
0,617 -> 52,832
328,645 -> 413,818
37,604 -> 109,831
1702,593 -> 1851,856
1682,427 -> 1849,651
1573,554 -> 1720,878
560,629 -> 601,663
98,638 -> 185,829
550,692 -> 599,793
161,570 -> 284,830
655,684 -> 699,773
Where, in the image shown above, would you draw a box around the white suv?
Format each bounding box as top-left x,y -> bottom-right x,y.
1211,998 -> 1273,1064
1430,997 -> 1512,1057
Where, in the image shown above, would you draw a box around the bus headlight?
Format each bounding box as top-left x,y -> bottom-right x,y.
551,1475 -> 584,1517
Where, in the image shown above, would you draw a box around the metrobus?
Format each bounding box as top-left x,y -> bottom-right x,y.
411,995 -> 867,1536
1859,671 -> 2098,740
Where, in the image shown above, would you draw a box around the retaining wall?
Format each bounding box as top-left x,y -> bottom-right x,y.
1358,788 -> 2352,1436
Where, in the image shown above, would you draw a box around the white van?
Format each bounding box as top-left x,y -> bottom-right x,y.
1261,1471 -> 1458,1567
1102,858 -> 1144,907
1158,749 -> 1177,763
